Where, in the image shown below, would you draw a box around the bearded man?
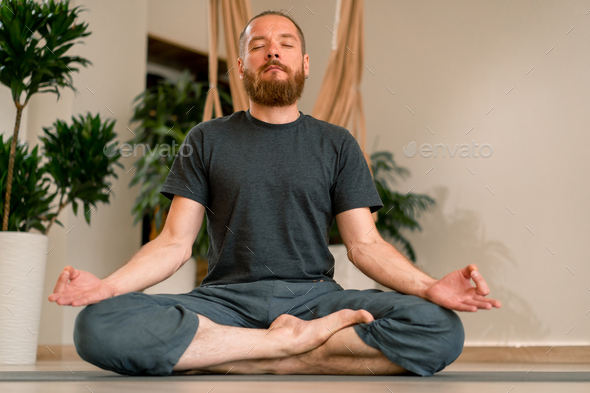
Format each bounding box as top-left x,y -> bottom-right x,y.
49,10 -> 500,377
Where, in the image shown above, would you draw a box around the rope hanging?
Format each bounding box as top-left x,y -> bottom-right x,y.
203,0 -> 252,121
311,0 -> 370,168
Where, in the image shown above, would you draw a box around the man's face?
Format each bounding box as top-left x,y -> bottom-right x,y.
239,15 -> 310,107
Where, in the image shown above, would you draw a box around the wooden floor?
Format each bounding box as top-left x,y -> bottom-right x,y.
1,360 -> 589,392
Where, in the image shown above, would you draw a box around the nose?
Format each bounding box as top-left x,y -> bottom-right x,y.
266,40 -> 280,59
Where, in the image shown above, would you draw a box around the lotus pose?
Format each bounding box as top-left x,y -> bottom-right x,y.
49,11 -> 500,377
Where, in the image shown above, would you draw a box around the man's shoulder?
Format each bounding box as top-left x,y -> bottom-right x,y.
304,114 -> 347,132
183,111 -> 246,140
198,111 -> 247,130
303,114 -> 354,144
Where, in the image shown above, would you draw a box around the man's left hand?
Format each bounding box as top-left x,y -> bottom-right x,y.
423,264 -> 502,312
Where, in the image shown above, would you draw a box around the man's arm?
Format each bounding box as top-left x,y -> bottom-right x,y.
335,207 -> 435,298
335,207 -> 501,312
49,195 -> 205,306
102,195 -> 205,296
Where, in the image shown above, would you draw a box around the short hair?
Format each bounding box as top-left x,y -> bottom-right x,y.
238,10 -> 306,59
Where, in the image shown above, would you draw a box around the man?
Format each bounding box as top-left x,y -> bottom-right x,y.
49,10 -> 501,377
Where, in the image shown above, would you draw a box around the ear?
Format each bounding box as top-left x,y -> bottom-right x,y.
238,57 -> 244,79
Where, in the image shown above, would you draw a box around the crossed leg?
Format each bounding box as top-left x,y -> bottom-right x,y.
173,312 -> 406,375
172,308 -> 379,372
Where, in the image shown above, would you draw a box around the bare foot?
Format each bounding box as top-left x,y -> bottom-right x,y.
268,309 -> 374,357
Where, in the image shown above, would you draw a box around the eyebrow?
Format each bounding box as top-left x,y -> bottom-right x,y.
249,33 -> 298,45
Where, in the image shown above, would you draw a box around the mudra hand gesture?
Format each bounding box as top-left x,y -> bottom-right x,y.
424,264 -> 502,312
48,266 -> 116,307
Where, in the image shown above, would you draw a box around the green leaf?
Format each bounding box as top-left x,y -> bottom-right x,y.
0,0 -> 92,106
40,112 -> 123,229
0,134 -> 54,232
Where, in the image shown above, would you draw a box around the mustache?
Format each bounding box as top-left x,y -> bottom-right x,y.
260,60 -> 288,73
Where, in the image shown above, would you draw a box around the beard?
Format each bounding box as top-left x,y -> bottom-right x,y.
242,60 -> 306,107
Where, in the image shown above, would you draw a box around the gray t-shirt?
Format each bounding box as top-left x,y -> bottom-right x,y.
160,109 -> 383,286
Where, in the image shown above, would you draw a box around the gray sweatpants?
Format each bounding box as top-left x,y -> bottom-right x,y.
73,279 -> 464,377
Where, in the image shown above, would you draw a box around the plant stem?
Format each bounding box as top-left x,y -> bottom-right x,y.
2,101 -> 25,231
44,193 -> 68,234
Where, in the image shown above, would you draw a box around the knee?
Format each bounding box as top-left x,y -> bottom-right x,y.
73,293 -> 190,376
74,295 -> 149,375
374,301 -> 464,376
430,305 -> 465,366
73,300 -> 120,370
411,303 -> 465,374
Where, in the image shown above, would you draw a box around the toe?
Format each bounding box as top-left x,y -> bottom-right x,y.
359,309 -> 374,323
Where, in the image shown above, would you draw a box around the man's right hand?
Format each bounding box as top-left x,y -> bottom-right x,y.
48,266 -> 116,307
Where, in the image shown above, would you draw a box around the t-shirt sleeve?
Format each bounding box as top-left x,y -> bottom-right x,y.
331,131 -> 384,216
160,125 -> 209,207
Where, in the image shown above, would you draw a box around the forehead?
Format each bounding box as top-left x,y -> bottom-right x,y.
246,15 -> 299,43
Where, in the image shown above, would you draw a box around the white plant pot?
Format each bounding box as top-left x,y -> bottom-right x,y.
328,244 -> 377,290
143,257 -> 197,295
0,232 -> 48,364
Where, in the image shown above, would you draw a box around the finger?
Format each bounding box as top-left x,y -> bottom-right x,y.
69,292 -> 92,307
71,296 -> 99,307
452,303 -> 478,312
55,296 -> 73,306
485,297 -> 502,308
460,265 -> 473,279
70,298 -> 85,307
52,269 -> 69,295
57,293 -> 86,307
470,270 -> 490,296
464,298 -> 493,310
471,295 -> 502,309
444,301 -> 477,312
52,266 -> 73,295
460,263 -> 479,279
69,267 -> 81,280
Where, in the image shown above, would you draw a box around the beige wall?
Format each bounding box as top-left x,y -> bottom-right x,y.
148,0 -> 227,59
360,0 -> 590,345
1,0 -> 588,347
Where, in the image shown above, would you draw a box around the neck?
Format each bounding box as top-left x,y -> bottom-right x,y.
248,101 -> 300,124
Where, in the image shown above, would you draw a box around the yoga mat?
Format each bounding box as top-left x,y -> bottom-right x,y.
0,371 -> 589,382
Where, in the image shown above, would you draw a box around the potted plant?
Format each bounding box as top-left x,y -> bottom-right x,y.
0,0 -> 122,364
327,150 -> 435,289
0,113 -> 122,364
127,69 -> 232,290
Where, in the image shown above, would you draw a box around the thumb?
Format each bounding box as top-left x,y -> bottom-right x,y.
461,264 -> 477,279
467,264 -> 479,276
64,266 -> 81,280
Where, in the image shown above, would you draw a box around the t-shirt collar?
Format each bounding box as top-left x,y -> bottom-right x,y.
245,109 -> 305,130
